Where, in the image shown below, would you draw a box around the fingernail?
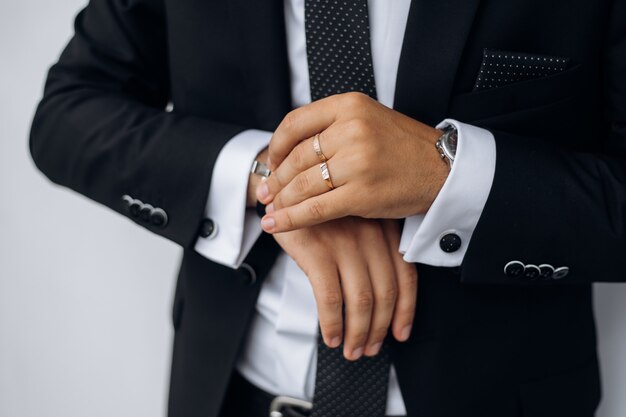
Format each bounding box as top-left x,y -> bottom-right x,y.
350,347 -> 364,360
261,216 -> 275,231
265,203 -> 275,214
400,324 -> 412,341
257,183 -> 269,201
366,343 -> 382,356
329,337 -> 341,348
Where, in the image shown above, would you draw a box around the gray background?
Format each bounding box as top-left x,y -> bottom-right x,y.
0,1 -> 625,416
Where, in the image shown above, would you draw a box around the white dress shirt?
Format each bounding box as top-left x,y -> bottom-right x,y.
194,0 -> 496,414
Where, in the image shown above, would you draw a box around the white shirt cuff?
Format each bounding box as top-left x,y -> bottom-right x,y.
194,129 -> 272,268
399,120 -> 496,267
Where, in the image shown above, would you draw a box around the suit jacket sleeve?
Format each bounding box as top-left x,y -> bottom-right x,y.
460,0 -> 626,285
29,0 -> 245,248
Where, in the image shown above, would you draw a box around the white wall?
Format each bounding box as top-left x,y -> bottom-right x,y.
0,1 -> 625,416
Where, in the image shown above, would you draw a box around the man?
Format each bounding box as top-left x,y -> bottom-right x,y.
29,0 -> 625,416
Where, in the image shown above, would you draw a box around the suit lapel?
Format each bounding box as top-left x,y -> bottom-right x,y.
228,0 -> 292,130
394,0 -> 482,125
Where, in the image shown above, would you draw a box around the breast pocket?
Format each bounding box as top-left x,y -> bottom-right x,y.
448,63 -> 586,123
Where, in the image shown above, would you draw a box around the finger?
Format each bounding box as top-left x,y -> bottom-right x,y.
381,220 -> 418,342
260,129 -> 341,204
338,250 -> 373,361
307,262 -> 344,349
268,92 -> 372,169
361,223 -> 397,356
271,158 -> 346,211
261,189 -> 350,233
258,136 -> 317,204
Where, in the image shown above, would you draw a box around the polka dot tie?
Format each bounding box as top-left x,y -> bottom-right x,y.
305,2 -> 390,417
305,0 -> 378,101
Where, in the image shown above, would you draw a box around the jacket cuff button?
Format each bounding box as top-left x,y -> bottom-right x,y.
140,204 -> 154,222
504,260 -> 525,278
129,199 -> 143,217
122,195 -> 133,212
538,264 -> 555,279
523,264 -> 540,280
150,208 -> 168,228
552,266 -> 570,280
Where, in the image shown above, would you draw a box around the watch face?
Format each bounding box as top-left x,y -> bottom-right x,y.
444,129 -> 458,159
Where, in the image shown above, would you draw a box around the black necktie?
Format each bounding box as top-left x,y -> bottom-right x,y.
305,1 -> 391,416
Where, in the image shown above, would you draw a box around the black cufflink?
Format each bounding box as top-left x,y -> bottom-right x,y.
440,233 -> 462,253
199,218 -> 218,239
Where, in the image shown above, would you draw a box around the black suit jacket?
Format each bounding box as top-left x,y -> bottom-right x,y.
30,0 -> 626,416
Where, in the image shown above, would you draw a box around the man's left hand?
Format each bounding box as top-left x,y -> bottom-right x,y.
257,92 -> 449,233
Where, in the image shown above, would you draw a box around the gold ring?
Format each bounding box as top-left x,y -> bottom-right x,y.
313,133 -> 328,163
320,162 -> 334,190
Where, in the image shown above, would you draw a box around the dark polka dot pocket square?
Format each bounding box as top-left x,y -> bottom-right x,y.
474,49 -> 570,91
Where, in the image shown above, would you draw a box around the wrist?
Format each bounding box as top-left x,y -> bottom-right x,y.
414,126 -> 449,214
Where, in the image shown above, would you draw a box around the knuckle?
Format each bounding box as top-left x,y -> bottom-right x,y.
308,200 -> 325,221
377,286 -> 398,306
291,143 -> 305,168
343,91 -> 368,107
281,110 -> 298,132
346,117 -> 370,137
321,290 -> 343,311
354,291 -> 374,311
294,173 -> 310,194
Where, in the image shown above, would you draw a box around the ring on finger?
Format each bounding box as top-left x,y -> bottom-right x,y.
320,162 -> 335,190
313,133 -> 328,163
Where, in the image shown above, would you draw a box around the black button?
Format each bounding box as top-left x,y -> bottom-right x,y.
539,264 -> 554,280
150,207 -> 168,228
439,233 -> 462,253
552,266 -> 570,280
504,260 -> 525,278
237,263 -> 257,286
139,204 -> 154,222
199,219 -> 217,238
523,264 -> 540,280
129,199 -> 143,217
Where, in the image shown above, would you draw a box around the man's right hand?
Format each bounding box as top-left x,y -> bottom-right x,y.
273,217 -> 418,361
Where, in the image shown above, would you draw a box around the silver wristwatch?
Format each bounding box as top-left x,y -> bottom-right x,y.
435,125 -> 458,168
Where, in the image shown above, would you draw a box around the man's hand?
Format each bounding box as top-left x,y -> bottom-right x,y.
273,217 -> 418,360
256,92 -> 449,233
